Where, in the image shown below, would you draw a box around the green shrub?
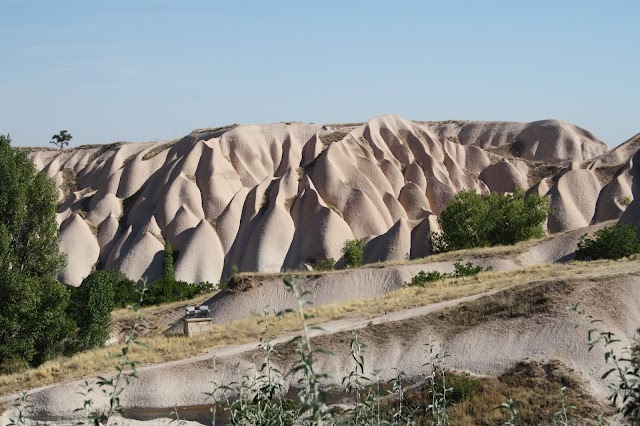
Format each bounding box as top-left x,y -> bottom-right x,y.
145,278 -> 208,305
432,191 -> 491,252
315,258 -> 335,271
432,187 -> 549,253
70,270 -> 211,321
453,261 -> 491,277
409,262 -> 492,287
447,374 -> 480,403
163,240 -> 175,281
342,239 -> 364,268
410,270 -> 446,286
141,239 -> 212,305
576,223 -> 640,261
78,270 -> 138,309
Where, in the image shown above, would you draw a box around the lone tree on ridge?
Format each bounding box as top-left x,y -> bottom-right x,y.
50,130 -> 73,149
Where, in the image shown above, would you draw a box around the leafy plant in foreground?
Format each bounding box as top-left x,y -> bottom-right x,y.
496,398 -> 522,425
423,338 -> 450,425
6,392 -> 30,426
341,331 -> 372,424
552,386 -> 577,426
572,304 -> 640,423
78,281 -> 149,424
281,275 -> 333,424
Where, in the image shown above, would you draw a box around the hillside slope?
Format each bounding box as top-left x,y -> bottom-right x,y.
5,259 -> 639,424
27,116 -> 637,286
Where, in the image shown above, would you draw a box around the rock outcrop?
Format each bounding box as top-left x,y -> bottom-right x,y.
27,116 -> 636,286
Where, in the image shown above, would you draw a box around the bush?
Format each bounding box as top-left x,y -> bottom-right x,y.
453,261 -> 490,277
145,278 -> 209,305
432,187 -> 549,253
447,374 -> 480,404
163,240 -> 175,281
410,270 -> 446,286
139,239 -> 213,305
342,239 -> 364,268
68,273 -> 116,353
576,224 -> 640,261
315,258 -> 335,271
409,261 -> 492,287
77,270 -> 138,310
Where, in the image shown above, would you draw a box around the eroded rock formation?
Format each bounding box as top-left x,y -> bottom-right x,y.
27,116 -> 638,286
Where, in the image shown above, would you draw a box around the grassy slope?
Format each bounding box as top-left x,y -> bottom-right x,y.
1,257 -> 638,398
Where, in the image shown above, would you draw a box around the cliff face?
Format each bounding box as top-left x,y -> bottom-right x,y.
28,116 -> 637,286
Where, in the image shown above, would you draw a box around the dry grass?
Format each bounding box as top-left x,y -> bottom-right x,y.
445,359 -> 609,425
142,141 -> 177,161
593,164 -> 623,185
420,120 -> 469,127
1,259 -> 638,397
363,238 -> 540,265
192,124 -> 238,136
527,163 -> 564,186
428,280 -> 563,338
85,142 -> 126,164
60,167 -> 78,197
322,122 -> 364,128
319,131 -> 348,146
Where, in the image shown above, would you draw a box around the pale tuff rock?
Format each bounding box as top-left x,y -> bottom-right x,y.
165,205 -> 200,252
480,160 -> 529,193
363,218 -> 412,264
284,177 -> 354,268
175,219 -> 224,284
27,116 -> 636,286
593,141 -> 640,222
58,214 -> 100,286
116,231 -> 164,283
547,169 -> 602,233
86,192 -> 122,225
97,214 -> 122,262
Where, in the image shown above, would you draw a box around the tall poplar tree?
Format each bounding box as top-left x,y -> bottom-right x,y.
0,134 -> 72,367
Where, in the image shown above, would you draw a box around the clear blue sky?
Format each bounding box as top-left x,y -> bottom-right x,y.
1,1 -> 638,147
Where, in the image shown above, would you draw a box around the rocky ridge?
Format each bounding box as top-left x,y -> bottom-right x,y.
28,116 -> 638,286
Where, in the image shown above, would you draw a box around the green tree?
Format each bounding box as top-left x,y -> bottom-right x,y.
432,187 -> 549,253
342,239 -> 364,268
163,240 -> 175,281
0,134 -> 72,367
146,278 -> 202,305
576,224 -> 640,261
68,273 -> 116,353
50,130 -> 72,149
432,190 -> 491,252
485,187 -> 548,246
